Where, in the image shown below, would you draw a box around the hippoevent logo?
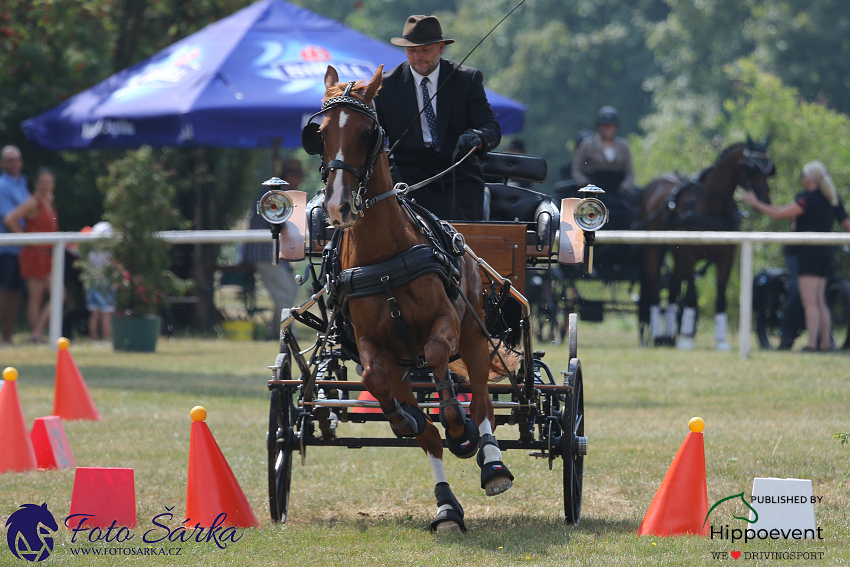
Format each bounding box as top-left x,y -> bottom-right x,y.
5,503 -> 58,562
704,491 -> 824,556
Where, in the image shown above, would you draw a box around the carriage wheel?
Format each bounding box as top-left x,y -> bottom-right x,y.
561,358 -> 586,525
827,278 -> 850,349
268,351 -> 295,523
567,313 -> 578,361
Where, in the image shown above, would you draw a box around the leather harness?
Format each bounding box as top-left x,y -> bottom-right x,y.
324,199 -> 465,368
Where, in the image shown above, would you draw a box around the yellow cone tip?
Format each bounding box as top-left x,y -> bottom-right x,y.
57,337 -> 70,350
689,416 -> 705,433
190,406 -> 207,422
3,367 -> 18,381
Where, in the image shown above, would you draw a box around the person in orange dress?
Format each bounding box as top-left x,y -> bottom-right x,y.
2,168 -> 60,344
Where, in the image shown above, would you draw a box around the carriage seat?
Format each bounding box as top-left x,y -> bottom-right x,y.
480,152 -> 557,254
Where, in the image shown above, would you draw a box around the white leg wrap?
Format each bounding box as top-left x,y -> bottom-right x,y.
665,304 -> 679,337
680,307 -> 697,336
715,312 -> 731,351
478,420 -> 500,464
428,453 -> 447,484
649,305 -> 662,339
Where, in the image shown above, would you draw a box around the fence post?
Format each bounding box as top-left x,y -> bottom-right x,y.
738,240 -> 754,360
49,242 -> 65,350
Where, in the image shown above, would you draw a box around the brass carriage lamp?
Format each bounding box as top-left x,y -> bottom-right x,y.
574,185 -> 609,273
257,177 -> 294,265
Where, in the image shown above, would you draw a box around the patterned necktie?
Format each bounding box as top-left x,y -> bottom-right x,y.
421,77 -> 439,149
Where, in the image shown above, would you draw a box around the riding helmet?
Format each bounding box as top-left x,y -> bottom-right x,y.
596,106 -> 619,126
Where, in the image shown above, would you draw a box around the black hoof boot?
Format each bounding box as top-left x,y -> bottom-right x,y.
477,434 -> 514,496
446,418 -> 480,459
383,399 -> 427,439
429,482 -> 466,533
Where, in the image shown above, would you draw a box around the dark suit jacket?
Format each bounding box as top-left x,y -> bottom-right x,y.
375,59 -> 500,220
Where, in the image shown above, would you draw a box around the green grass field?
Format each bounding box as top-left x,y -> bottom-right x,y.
1,319 -> 848,566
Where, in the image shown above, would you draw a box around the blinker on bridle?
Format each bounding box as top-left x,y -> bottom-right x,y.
302,81 -> 386,216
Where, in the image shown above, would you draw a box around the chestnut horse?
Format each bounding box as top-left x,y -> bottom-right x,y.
306,65 -> 513,532
637,139 -> 775,349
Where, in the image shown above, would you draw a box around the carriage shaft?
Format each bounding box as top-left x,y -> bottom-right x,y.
301,399 -> 520,409
267,379 -> 573,393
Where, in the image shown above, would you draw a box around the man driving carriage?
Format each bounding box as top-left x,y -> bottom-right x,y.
374,15 -> 501,221
571,106 -> 636,198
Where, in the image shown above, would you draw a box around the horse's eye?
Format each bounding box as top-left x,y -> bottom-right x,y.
361,130 -> 371,140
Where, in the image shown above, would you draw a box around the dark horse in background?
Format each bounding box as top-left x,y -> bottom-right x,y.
309,65 -> 514,533
637,139 -> 775,349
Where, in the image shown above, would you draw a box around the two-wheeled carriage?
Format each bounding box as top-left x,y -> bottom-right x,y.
257,66 -> 607,532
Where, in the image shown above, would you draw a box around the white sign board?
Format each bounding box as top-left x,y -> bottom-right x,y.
749,477 -> 816,536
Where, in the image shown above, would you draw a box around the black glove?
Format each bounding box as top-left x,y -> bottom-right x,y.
452,130 -> 484,163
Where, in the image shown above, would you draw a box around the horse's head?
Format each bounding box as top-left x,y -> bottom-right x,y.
739,135 -> 776,204
302,65 -> 384,228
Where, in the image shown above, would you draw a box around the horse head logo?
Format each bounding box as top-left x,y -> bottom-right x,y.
5,503 -> 58,562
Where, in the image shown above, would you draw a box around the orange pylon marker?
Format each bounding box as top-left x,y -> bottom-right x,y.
637,417 -> 709,537
53,337 -> 101,421
186,406 -> 259,528
0,367 -> 38,473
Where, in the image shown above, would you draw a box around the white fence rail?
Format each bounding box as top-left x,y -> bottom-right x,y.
2,229 -> 849,358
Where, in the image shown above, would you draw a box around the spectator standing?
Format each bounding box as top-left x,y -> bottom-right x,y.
0,146 -> 32,345
743,161 -> 850,352
84,221 -> 117,343
3,167 -> 60,344
777,195 -> 850,349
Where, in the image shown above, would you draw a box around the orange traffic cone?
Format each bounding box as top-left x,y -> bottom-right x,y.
351,390 -> 382,413
637,417 -> 709,537
0,367 -> 38,473
186,406 -> 259,528
53,337 -> 101,421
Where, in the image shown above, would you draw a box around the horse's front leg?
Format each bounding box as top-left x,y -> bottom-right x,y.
359,340 -> 427,439
390,382 -> 467,533
459,307 -> 514,497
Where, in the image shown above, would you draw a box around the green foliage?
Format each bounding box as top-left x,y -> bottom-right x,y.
77,147 -> 191,315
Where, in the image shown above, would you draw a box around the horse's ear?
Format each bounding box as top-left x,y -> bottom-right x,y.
364,64 -> 383,102
745,135 -> 754,150
763,133 -> 772,148
324,66 -> 340,90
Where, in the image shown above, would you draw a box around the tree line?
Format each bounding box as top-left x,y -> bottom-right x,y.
2,0 -> 848,322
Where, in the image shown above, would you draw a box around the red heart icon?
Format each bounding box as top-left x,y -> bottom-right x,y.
731,551 -> 741,559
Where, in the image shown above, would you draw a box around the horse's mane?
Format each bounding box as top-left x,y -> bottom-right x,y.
698,142 -> 745,182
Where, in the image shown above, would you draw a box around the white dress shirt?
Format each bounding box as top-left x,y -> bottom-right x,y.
410,66 -> 440,146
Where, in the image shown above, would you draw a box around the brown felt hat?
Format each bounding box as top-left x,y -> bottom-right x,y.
391,15 -> 455,47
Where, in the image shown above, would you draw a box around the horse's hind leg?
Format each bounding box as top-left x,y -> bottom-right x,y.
641,245 -> 664,346
459,311 -> 514,497
677,275 -> 698,350
713,247 -> 735,351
